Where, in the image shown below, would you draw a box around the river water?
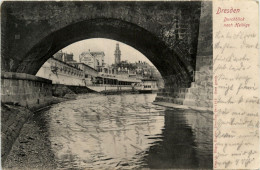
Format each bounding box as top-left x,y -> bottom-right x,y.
39,93 -> 212,169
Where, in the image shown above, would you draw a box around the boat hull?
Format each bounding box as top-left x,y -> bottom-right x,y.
87,85 -> 136,93
138,90 -> 158,94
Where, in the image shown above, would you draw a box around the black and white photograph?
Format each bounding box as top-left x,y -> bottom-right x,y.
1,1 -> 213,169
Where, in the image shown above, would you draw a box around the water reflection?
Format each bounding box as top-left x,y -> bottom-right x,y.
144,109 -> 213,169
43,94 -> 212,169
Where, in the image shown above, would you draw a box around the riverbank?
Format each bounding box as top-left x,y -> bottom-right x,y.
3,107 -> 58,169
1,95 -> 71,167
1,92 -> 107,168
1,93 -> 122,169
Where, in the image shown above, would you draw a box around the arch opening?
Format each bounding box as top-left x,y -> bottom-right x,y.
37,38 -> 165,90
15,18 -> 193,87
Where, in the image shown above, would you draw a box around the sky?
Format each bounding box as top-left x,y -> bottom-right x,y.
60,38 -> 153,66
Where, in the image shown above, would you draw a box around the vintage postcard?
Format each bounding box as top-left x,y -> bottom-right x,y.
0,0 -> 259,169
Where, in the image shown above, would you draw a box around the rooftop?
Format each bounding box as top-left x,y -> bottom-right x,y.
68,62 -> 98,72
51,57 -> 83,71
90,51 -> 105,56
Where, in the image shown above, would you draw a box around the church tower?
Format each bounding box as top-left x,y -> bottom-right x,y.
114,43 -> 121,65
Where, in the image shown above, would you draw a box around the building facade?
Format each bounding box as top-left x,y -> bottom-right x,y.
64,53 -> 75,62
53,50 -> 76,63
79,50 -> 105,70
90,51 -> 105,68
79,51 -> 96,69
36,57 -> 85,86
68,62 -> 98,85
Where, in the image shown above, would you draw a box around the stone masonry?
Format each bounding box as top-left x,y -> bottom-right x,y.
1,72 -> 53,165
155,1 -> 213,109
1,72 -> 53,109
1,104 -> 33,164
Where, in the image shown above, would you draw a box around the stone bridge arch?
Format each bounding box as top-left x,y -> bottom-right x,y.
17,18 -> 191,83
1,1 -> 203,88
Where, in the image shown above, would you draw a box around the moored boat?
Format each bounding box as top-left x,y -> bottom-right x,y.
86,74 -> 141,93
138,79 -> 158,93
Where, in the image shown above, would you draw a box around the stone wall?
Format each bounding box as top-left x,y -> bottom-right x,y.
1,72 -> 53,165
155,1 -> 213,109
1,104 -> 33,164
1,72 -> 53,110
182,1 -> 213,108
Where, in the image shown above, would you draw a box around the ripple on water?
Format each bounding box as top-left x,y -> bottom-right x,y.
45,94 -> 212,169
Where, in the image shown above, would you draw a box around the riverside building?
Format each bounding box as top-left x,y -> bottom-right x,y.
36,57 -> 85,86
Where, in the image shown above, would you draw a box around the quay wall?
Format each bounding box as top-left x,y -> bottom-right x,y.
1,72 -> 53,164
1,104 -> 33,164
1,72 -> 53,109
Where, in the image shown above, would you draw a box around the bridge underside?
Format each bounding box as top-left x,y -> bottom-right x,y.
1,1 -> 212,108
1,1 -> 206,87
10,18 -> 192,84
